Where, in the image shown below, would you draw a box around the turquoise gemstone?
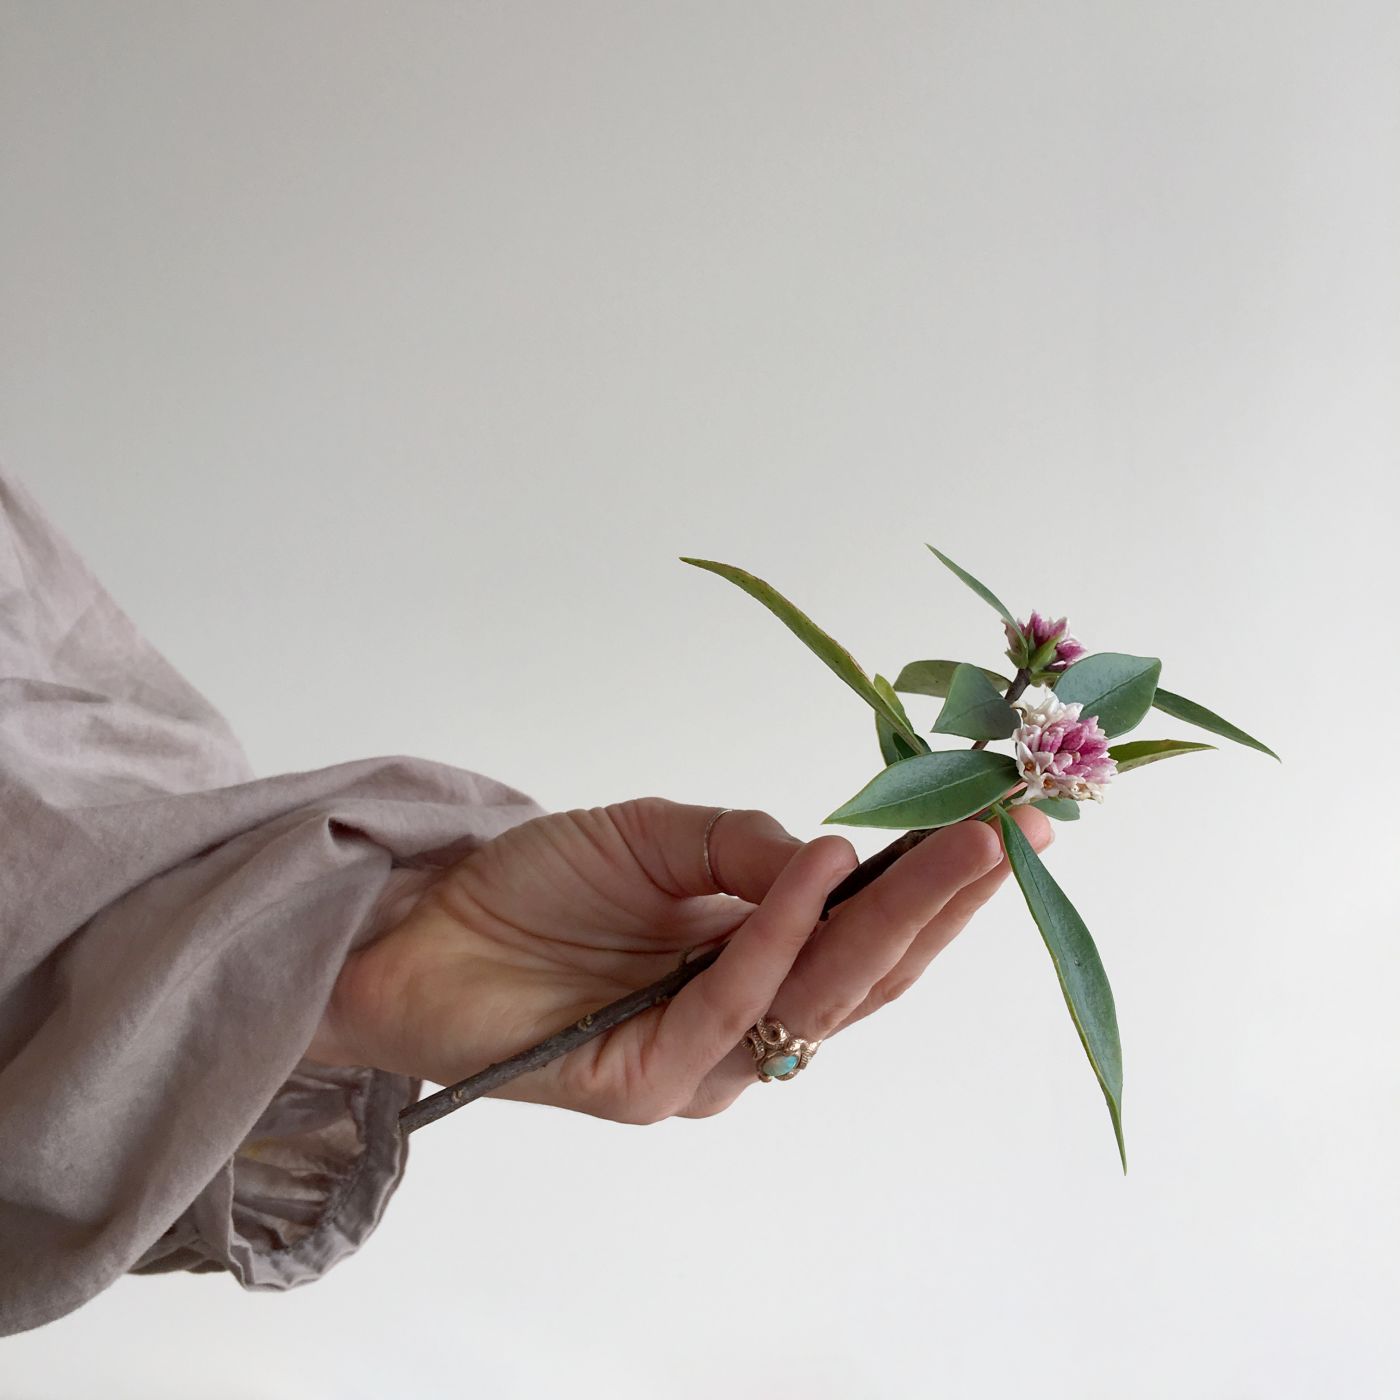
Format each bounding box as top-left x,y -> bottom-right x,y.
761,1053 -> 799,1078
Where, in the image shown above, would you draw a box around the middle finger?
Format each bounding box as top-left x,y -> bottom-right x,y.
762,818 -> 1003,1043
828,803 -> 1055,1035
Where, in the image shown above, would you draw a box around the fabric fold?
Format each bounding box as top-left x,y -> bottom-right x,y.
0,463 -> 548,1336
132,1060 -> 422,1289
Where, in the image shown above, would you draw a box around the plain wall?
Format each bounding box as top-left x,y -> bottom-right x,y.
2,3 -> 1397,1396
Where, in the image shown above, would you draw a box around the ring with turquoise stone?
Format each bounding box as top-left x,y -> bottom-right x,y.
743,1016 -> 822,1082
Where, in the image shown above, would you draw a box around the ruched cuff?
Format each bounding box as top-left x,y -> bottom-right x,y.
0,464 -> 552,1336
129,1061 -> 421,1285
129,867 -> 443,1287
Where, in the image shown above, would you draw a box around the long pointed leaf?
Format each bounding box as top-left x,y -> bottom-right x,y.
681,558 -> 923,749
925,546 -> 1017,626
996,806 -> 1126,1172
1052,652 -> 1161,738
1151,687 -> 1279,761
894,659 -> 1012,697
824,751 -> 1020,829
874,673 -> 930,765
932,663 -> 1020,740
1108,738 -> 1215,773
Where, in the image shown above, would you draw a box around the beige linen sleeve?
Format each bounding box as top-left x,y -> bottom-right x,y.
0,464 -> 548,1337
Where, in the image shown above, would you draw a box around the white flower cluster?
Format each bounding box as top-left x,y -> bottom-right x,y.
1009,689 -> 1117,806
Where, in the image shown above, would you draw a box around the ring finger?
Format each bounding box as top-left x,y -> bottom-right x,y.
828,804 -> 1053,1036
685,819 -> 1003,1112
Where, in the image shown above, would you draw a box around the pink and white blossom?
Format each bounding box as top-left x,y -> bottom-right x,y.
1008,688 -> 1117,805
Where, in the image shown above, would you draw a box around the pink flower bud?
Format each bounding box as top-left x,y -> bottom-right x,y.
1008,689 -> 1117,805
1004,610 -> 1086,673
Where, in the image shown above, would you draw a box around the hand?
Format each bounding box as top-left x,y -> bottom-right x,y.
306,797 -> 1052,1122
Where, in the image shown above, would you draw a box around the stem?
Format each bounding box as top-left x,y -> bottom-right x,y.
401,665 -> 1038,1137
399,945 -> 725,1134
970,666 -> 1032,750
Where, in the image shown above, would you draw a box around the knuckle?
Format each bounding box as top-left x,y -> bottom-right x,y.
803,998 -> 854,1041
805,834 -> 857,884
605,795 -> 667,837
858,874 -> 909,931
631,794 -> 671,823
622,1088 -> 682,1126
942,875 -> 1002,925
873,972 -> 917,1008
677,1092 -> 728,1120
612,1099 -> 662,1126
692,969 -> 745,1038
818,833 -> 859,869
741,808 -> 800,853
619,1050 -> 689,1124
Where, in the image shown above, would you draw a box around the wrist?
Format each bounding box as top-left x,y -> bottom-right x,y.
304,866 -> 445,1069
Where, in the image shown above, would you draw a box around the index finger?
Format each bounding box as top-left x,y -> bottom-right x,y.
646,834 -> 857,1088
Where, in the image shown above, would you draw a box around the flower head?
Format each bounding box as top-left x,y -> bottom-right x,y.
1009,688 -> 1117,805
1003,611 -> 1087,675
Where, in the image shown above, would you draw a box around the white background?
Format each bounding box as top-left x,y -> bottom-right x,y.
3,3 -> 1397,1396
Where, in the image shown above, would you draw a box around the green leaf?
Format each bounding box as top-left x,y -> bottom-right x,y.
995,806 -> 1125,1172
931,663 -> 1020,741
876,717 -> 923,766
1108,738 -> 1216,773
824,751 -> 1021,830
681,558 -> 924,750
925,545 -> 1018,626
1032,797 -> 1081,821
893,659 -> 1012,697
1052,652 -> 1162,738
1151,687 -> 1280,761
874,673 -> 930,765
